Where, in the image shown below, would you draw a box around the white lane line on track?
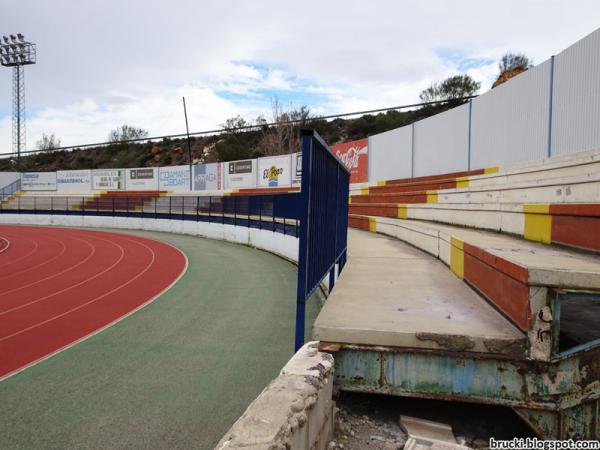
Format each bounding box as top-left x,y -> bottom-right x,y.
0,235 -> 123,317
0,234 -> 157,343
0,237 -> 188,384
0,236 -> 95,298
0,235 -> 67,282
0,236 -> 10,254
0,237 -> 39,269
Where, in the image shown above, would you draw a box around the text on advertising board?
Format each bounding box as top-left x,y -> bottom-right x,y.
130,168 -> 155,180
229,160 -> 253,174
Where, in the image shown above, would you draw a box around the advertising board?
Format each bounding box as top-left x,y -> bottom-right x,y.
225,159 -> 256,189
92,169 -> 125,190
331,138 -> 369,183
291,152 -> 302,186
158,165 -> 191,192
193,163 -> 221,191
21,172 -> 57,191
126,167 -> 159,191
257,155 -> 291,188
56,170 -> 92,193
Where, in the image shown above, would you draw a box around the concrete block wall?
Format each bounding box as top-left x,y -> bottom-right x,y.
215,341 -> 335,450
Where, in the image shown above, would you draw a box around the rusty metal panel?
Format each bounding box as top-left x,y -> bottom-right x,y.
333,345 -> 600,439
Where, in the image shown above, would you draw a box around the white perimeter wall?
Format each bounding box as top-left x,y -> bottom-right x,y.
368,125 -> 412,182
413,103 -> 469,176
366,28 -> 600,181
0,214 -> 299,262
551,28 -> 600,156
470,59 -> 551,168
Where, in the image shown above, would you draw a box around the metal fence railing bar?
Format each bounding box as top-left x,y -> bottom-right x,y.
0,193 -> 301,237
295,130 -> 350,351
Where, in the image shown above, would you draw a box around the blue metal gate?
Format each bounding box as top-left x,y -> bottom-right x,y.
295,130 -> 350,351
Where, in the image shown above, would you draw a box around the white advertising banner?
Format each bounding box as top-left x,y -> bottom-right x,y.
193,163 -> 221,191
92,169 -> 125,190
291,152 -> 302,186
56,170 -> 92,193
225,159 -> 256,189
126,167 -> 159,191
158,165 -> 191,192
257,155 -> 292,188
21,172 -> 57,191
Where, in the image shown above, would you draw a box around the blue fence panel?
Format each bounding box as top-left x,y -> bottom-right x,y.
0,191 -> 301,237
295,130 -> 350,351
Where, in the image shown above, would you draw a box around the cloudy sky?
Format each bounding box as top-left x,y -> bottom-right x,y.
0,0 -> 599,152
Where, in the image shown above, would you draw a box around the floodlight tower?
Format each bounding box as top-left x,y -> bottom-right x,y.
0,33 -> 36,162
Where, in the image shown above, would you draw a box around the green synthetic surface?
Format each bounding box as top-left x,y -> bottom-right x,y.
0,229 -> 322,450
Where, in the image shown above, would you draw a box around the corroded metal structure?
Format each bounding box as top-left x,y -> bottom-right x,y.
324,289 -> 600,439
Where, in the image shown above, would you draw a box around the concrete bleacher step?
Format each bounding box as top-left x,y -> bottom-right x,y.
350,172 -> 600,205
313,229 -> 526,358
349,214 -> 600,360
349,202 -> 600,252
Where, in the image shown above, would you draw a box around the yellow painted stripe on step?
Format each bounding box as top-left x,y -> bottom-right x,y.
484,166 -> 500,174
377,181 -> 386,187
348,196 -> 352,205
426,190 -> 438,203
361,188 -> 370,195
522,204 -> 549,214
368,217 -> 377,232
523,203 -> 552,244
456,176 -> 469,188
450,236 -> 464,280
397,204 -> 407,219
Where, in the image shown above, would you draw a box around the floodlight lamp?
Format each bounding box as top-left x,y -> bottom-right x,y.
10,34 -> 17,43
17,33 -> 24,41
2,36 -> 8,44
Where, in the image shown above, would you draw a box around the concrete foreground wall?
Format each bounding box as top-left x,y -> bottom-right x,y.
0,214 -> 299,262
215,342 -> 335,450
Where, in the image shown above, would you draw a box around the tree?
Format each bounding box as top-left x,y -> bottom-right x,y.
492,53 -> 532,88
36,133 -> 61,151
257,97 -> 312,156
419,75 -> 481,104
108,124 -> 149,143
214,116 -> 254,162
498,53 -> 532,73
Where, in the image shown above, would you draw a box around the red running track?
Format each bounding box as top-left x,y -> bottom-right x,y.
0,225 -> 187,381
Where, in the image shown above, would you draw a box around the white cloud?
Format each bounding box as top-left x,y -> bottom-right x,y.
0,0 -> 598,152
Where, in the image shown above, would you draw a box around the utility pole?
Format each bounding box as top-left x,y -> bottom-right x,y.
182,96 -> 193,191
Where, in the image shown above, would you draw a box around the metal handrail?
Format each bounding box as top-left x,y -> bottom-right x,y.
0,192 -> 301,236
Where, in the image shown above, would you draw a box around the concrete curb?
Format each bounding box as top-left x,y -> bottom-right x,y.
215,342 -> 335,450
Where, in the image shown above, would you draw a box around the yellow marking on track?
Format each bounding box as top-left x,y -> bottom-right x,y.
523,204 -> 552,244
450,236 -> 464,279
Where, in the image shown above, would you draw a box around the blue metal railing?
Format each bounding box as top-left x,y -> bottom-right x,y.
295,130 -> 350,351
0,193 -> 301,236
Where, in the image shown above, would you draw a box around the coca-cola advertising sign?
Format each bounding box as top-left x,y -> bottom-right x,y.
331,139 -> 368,183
